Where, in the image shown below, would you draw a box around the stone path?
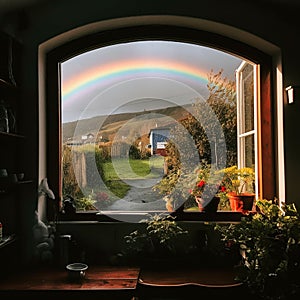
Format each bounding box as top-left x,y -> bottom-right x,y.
106,178 -> 166,211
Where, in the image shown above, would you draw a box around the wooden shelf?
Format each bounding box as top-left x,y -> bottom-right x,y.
0,180 -> 33,194
0,78 -> 17,89
0,30 -> 23,273
16,180 -> 32,185
0,131 -> 25,139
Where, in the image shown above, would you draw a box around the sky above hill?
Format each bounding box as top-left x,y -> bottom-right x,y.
61,40 -> 243,123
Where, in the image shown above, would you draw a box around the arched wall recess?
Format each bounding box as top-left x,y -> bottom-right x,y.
38,15 -> 285,220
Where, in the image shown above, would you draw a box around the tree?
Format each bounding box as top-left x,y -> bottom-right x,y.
153,69 -> 237,206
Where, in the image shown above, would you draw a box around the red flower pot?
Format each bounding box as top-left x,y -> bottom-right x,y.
227,192 -> 255,212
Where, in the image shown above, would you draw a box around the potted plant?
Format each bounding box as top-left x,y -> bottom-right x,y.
216,165 -> 255,212
123,213 -> 188,264
187,164 -> 224,212
214,198 -> 300,299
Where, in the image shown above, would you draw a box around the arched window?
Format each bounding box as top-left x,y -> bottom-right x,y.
45,25 -> 276,222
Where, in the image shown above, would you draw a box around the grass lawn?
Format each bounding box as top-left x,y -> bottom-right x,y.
101,156 -> 165,198
102,156 -> 164,180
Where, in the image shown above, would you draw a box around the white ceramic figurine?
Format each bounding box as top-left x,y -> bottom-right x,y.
32,178 -> 56,264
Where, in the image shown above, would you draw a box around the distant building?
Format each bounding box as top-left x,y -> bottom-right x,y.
66,133 -> 95,146
148,127 -> 170,156
66,138 -> 83,146
82,133 -> 95,144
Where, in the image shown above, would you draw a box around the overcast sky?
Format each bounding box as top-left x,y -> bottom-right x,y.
61,41 -> 243,123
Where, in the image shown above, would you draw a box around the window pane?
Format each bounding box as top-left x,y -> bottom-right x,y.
241,64 -> 254,134
61,41 -> 246,213
244,134 -> 255,168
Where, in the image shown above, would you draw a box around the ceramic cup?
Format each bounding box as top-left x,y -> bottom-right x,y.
17,173 -> 25,181
66,262 -> 88,281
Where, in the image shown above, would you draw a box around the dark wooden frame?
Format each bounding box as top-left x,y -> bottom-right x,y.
46,25 -> 275,222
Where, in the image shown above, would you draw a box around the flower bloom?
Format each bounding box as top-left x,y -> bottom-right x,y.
220,186 -> 226,192
197,180 -> 206,188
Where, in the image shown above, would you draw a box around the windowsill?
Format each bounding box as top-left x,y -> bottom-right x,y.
57,210 -> 250,223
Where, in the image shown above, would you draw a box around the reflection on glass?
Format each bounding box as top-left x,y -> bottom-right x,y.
60,41 -> 252,213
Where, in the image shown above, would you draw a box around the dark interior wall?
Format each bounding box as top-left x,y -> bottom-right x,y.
56,221 -> 221,266
1,0 -> 300,265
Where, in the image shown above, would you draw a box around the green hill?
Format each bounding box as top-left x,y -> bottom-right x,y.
62,104 -> 192,143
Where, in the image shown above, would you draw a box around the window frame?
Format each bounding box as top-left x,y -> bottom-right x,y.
45,24 -> 275,222
236,61 -> 258,195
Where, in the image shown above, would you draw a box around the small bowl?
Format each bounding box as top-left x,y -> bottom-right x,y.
17,173 -> 25,181
66,263 -> 88,281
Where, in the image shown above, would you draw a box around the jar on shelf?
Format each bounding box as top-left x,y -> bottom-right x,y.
0,100 -> 9,133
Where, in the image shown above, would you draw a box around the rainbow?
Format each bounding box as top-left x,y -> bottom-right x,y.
62,59 -> 210,103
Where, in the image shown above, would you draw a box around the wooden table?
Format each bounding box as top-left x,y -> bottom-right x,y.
138,265 -> 242,288
137,265 -> 247,300
0,265 -> 140,299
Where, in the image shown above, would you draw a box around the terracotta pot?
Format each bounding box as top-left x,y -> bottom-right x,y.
196,196 -> 220,212
227,192 -> 255,212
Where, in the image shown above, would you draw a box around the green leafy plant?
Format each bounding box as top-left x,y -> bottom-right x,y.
215,165 -> 255,195
187,164 -> 225,197
152,69 -> 237,210
154,163 -> 231,211
124,213 -> 188,260
75,194 -> 96,211
214,198 -> 300,299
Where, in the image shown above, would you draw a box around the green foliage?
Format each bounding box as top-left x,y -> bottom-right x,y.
153,163 -> 231,210
214,199 -> 300,299
75,194 -> 96,211
102,157 -> 164,180
73,190 -> 113,211
153,69 -> 237,205
129,156 -> 164,177
63,144 -> 163,208
187,164 -> 222,197
124,213 -> 188,259
129,144 -> 141,159
62,145 -> 84,199
215,165 -> 255,195
97,145 -> 111,161
176,68 -> 237,167
104,179 -> 130,199
62,144 -> 108,200
206,69 -> 237,166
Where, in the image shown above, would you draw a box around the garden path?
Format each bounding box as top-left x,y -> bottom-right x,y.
106,178 -> 166,211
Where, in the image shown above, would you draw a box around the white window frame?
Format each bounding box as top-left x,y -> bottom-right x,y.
236,61 -> 259,197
